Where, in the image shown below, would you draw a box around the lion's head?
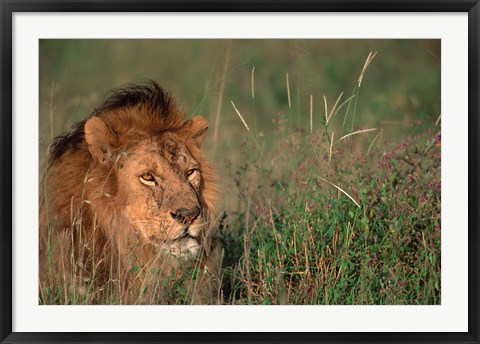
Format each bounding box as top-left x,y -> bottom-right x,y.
40,82 -> 221,303
83,113 -> 217,259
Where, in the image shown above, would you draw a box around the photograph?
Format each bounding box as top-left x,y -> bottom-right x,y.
39,39 -> 442,306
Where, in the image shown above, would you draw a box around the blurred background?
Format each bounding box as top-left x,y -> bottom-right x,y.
39,39 -> 440,158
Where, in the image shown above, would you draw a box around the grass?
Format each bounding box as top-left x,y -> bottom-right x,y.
39,40 -> 441,305
219,121 -> 440,305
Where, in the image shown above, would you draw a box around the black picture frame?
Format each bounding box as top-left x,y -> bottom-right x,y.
1,1 -> 479,343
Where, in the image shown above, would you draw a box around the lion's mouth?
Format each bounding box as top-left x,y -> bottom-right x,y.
149,232 -> 198,244
149,228 -> 201,258
177,231 -> 198,242
148,224 -> 198,242
167,236 -> 201,258
169,224 -> 198,242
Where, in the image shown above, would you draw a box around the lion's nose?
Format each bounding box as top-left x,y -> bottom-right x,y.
170,207 -> 200,225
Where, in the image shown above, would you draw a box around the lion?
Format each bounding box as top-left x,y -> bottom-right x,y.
39,81 -> 223,304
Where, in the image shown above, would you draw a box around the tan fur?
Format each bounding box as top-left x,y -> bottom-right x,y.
39,82 -> 222,304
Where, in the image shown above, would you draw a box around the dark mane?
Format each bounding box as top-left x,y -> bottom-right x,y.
92,81 -> 174,117
47,81 -> 175,164
47,120 -> 87,164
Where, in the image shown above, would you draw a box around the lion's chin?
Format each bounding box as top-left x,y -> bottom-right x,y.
162,237 -> 201,259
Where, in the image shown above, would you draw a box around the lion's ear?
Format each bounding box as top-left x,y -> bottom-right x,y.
184,115 -> 209,147
84,117 -> 117,164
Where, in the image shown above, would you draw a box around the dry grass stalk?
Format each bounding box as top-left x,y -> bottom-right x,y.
230,101 -> 261,150
310,94 -> 313,134
327,92 -> 344,124
358,51 -> 378,87
49,81 -> 56,140
212,40 -> 232,157
317,176 -> 361,208
231,101 -> 250,132
323,95 -> 328,124
251,67 -> 255,100
329,131 -> 334,162
286,72 -> 291,109
324,92 -> 354,126
339,128 -> 377,142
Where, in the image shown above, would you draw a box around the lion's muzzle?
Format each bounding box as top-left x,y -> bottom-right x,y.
170,206 -> 201,225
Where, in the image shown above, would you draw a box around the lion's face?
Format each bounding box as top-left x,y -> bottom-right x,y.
117,133 -> 206,258
83,111 -> 215,261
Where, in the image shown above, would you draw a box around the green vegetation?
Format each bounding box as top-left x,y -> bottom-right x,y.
40,39 -> 441,305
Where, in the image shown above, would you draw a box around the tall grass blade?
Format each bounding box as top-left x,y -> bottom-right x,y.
251,66 -> 258,137
329,131 -> 334,162
286,72 -> 291,109
212,40 -> 232,158
251,67 -> 255,100
317,176 -> 361,208
323,95 -> 328,125
230,101 -> 261,150
339,128 -> 377,142
358,51 -> 378,88
231,101 -> 250,132
326,92 -> 344,124
49,81 -> 56,140
310,94 -> 313,134
366,130 -> 382,156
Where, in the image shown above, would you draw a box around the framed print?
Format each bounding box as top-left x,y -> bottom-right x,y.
1,1 -> 479,343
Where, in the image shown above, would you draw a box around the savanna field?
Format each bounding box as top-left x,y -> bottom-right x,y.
39,39 -> 441,305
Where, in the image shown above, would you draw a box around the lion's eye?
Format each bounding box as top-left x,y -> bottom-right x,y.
186,169 -> 198,179
140,173 -> 156,186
